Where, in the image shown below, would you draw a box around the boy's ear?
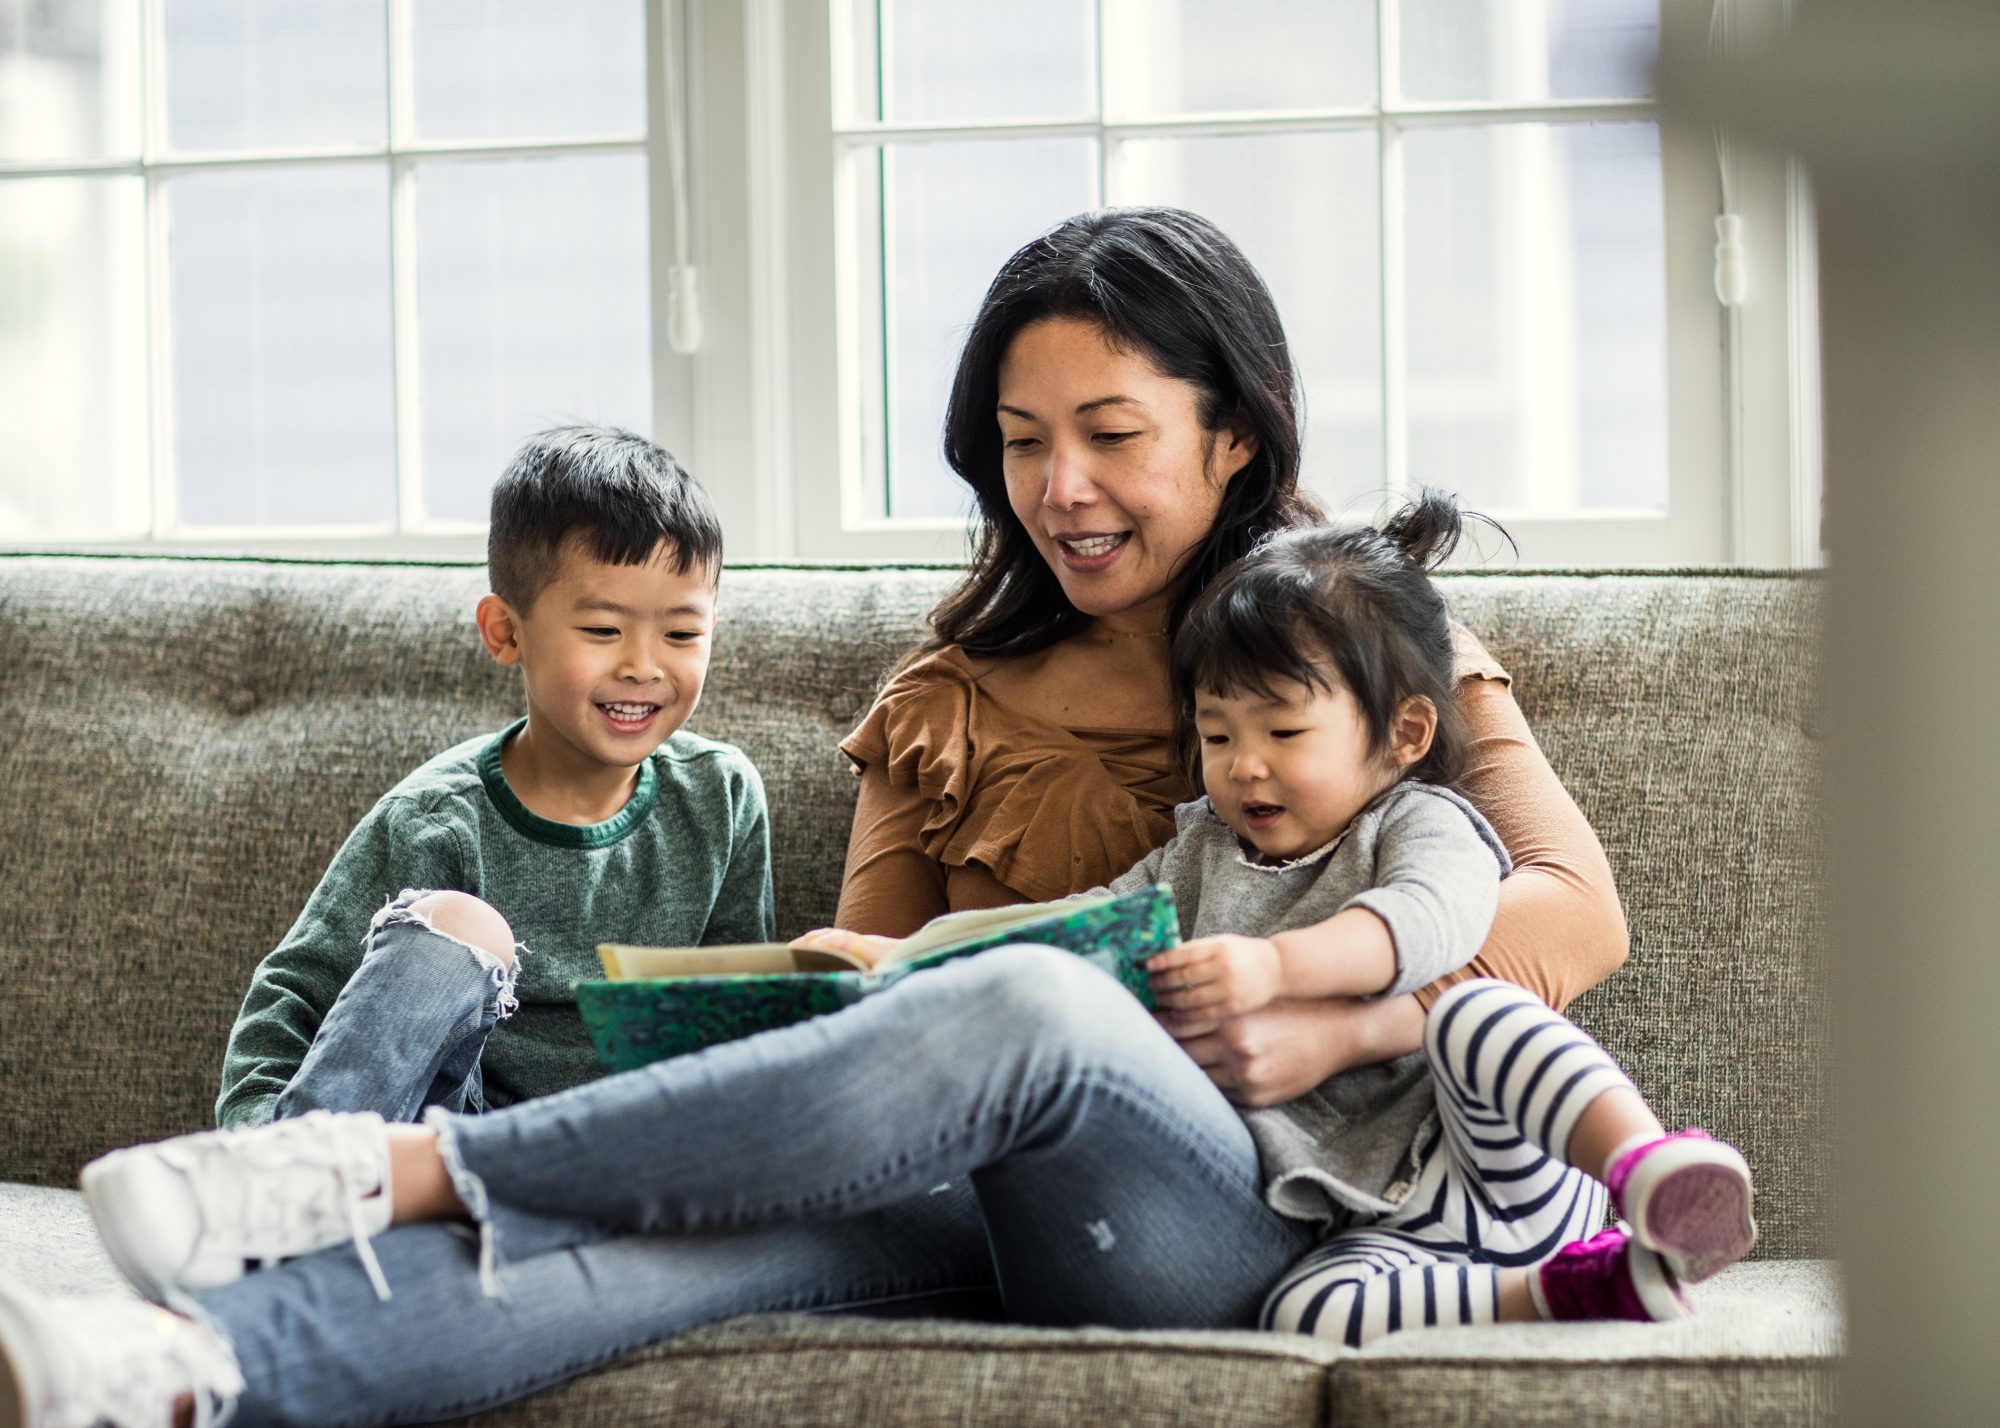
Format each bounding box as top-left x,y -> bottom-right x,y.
475,594 -> 525,667
1388,696 -> 1438,768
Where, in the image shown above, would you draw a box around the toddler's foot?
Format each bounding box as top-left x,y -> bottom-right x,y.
1532,1226 -> 1691,1324
80,1109 -> 394,1306
0,1279 -> 242,1428
1606,1127 -> 1758,1283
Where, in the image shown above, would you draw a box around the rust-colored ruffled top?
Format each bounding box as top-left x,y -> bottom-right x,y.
840,645 -> 1187,906
837,626 -> 1625,1011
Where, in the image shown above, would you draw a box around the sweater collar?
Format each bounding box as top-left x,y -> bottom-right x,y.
477,718 -> 659,849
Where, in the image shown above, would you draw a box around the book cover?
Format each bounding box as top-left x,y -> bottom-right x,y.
574,883 -> 1178,1072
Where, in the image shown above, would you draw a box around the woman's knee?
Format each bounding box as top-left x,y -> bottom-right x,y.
960,944 -> 1137,1028
405,891 -> 517,971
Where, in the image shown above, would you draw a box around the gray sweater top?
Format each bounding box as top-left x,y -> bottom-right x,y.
1099,782 -> 1511,1222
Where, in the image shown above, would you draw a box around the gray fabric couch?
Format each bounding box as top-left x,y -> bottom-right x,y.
0,555 -> 1839,1426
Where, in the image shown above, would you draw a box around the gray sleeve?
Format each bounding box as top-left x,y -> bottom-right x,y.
1344,791 -> 1505,999
703,755 -> 776,945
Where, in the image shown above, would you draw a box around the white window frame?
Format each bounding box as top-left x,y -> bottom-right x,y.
0,0 -> 694,560
707,0 -> 1820,568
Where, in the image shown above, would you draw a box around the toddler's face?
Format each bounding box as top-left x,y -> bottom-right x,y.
1194,674 -> 1404,862
506,540 -> 718,778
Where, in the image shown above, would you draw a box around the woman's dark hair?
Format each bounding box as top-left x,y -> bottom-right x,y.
1170,489 -> 1511,789
926,206 -> 1321,659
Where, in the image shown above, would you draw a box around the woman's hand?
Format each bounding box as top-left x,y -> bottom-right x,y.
1146,935 -> 1284,1017
1160,994 -> 1428,1108
787,927 -> 901,968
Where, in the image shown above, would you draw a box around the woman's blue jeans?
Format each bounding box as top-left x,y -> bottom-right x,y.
197,946 -> 1320,1428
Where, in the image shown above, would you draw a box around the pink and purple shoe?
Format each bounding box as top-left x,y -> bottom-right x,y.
1607,1128 -> 1758,1284
1533,1226 -> 1691,1324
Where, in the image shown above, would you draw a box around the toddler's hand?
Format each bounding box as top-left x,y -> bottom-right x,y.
1146,935 -> 1283,1017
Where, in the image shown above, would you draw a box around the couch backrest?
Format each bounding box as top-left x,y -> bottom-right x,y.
0,556 -> 1827,1256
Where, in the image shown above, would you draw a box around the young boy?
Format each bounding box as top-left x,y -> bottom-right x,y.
73,424 -> 772,1304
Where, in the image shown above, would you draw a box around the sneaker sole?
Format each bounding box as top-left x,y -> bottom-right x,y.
1625,1242 -> 1694,1322
0,1287 -> 44,1428
1631,1155 -> 1758,1284
78,1156 -> 202,1309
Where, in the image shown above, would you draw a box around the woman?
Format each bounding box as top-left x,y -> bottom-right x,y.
0,209 -> 1624,1428
837,207 -> 1624,1105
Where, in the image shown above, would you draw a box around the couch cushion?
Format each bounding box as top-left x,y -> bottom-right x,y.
0,558 -> 1826,1266
4,1184 -> 1833,1428
1329,1260 -> 1841,1427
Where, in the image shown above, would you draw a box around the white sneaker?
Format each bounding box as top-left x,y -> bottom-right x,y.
0,1280 -> 243,1428
80,1110 -> 395,1305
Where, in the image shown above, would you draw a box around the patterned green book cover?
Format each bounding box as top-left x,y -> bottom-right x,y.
575,883 -> 1178,1073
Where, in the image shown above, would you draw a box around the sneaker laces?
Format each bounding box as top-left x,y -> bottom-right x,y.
167,1112 -> 394,1301
51,1297 -> 246,1428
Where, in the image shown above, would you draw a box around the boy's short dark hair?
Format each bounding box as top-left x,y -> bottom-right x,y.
488,426 -> 723,611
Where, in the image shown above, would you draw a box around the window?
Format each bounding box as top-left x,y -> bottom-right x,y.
0,0 -> 660,552
4,0 -> 1819,566
759,0 -> 1818,565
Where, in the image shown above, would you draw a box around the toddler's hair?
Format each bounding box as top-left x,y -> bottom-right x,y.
1171,489 -> 1508,789
488,426 -> 723,613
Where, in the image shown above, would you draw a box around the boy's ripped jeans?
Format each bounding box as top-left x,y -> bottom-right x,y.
273,891 -> 523,1124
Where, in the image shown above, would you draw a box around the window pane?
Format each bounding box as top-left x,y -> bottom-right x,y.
879,139 -> 1098,520
1118,132 -> 1382,508
417,153 -> 651,524
1104,0 -> 1375,117
163,0 -> 386,152
853,0 -> 1095,126
1400,0 -> 1658,104
0,0 -> 141,161
169,166 -> 395,527
413,0 -> 644,141
1403,122 -> 1665,513
0,177 -> 147,539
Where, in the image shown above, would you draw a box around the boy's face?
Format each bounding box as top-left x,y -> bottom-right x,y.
482,539 -> 719,779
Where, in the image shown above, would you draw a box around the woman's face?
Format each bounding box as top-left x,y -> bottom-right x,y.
996,317 -> 1258,620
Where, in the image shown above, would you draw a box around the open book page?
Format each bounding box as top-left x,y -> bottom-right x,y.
875,895 -> 1108,969
598,941 -> 869,979
599,891 -> 1129,980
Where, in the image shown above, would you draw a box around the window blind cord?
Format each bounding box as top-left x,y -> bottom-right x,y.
1710,0 -> 1748,307
663,2 -> 702,353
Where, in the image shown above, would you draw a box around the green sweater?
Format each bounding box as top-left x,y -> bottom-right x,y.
216,719 -> 773,1128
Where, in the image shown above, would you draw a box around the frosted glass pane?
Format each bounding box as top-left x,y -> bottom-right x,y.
169,166 -> 395,527
164,0 -> 386,152
0,177 -> 148,539
880,139 -> 1099,520
854,0 -> 1095,125
1104,0 -> 1375,117
1401,0 -> 1657,103
1403,122 -> 1665,514
0,0 -> 142,161
1119,132 -> 1382,509
413,0 -> 644,141
417,153 -> 651,524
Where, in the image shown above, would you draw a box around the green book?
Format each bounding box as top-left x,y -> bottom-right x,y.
574,883 -> 1178,1072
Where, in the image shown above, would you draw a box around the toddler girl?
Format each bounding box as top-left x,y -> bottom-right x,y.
1092,492 -> 1758,1345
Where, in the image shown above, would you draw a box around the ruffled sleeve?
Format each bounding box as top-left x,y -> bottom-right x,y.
838,647 -> 1175,908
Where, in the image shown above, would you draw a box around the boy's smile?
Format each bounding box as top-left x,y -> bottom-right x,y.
477,539 -> 718,825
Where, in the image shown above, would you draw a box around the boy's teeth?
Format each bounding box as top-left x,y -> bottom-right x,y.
1062,535 -> 1124,557
603,703 -> 657,719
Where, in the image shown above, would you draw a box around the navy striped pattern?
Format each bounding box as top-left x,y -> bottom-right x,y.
1262,979 -> 1629,1345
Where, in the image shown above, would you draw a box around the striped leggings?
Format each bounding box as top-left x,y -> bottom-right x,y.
1261,978 -> 1634,1346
